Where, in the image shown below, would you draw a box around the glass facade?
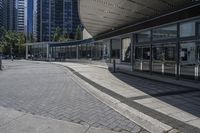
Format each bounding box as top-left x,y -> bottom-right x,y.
180,42 -> 196,79
121,38 -> 131,62
28,43 -> 47,60
153,25 -> 177,40
137,31 -> 151,43
37,0 -> 81,41
111,39 -> 120,59
28,17 -> 200,82
180,21 -> 196,37
133,18 -> 200,80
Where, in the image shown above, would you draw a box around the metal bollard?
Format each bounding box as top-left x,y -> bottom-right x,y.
113,59 -> 116,73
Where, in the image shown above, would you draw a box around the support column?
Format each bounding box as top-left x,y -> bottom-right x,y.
110,39 -> 112,63
150,30 -> 153,75
46,44 -> 49,61
176,23 -> 180,80
26,44 -> 28,60
132,34 -> 137,72
131,34 -> 135,72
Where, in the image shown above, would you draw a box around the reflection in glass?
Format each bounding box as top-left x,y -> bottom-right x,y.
164,45 -> 176,76
103,41 -> 110,60
81,44 -> 87,58
134,47 -> 150,71
137,31 -> 151,42
111,39 -> 120,59
122,38 -> 131,62
165,47 -> 175,61
152,47 -> 163,73
87,44 -> 92,58
134,47 -> 142,70
143,48 -> 150,60
153,25 -> 177,40
135,47 -> 142,60
143,47 -> 150,71
153,47 -> 163,60
71,46 -> 77,58
180,21 -> 195,37
180,42 -> 196,79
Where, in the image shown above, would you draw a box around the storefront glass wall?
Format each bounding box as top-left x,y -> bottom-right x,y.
153,25 -> 177,40
111,39 -> 120,59
152,43 -> 176,75
179,20 -> 199,80
121,38 -> 131,63
180,42 -> 196,79
135,30 -> 151,71
180,21 -> 196,37
135,47 -> 142,70
71,46 -> 77,58
81,44 -> 87,58
134,46 -> 151,71
137,31 -> 151,42
86,44 -> 92,58
102,40 -> 111,60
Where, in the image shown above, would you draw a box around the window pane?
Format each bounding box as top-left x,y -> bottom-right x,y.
143,48 -> 150,60
165,47 -> 175,61
180,42 -> 196,79
111,39 -> 120,59
153,25 -> 177,40
122,38 -> 131,62
153,47 -> 163,60
180,21 -> 195,37
137,31 -> 151,42
135,47 -> 142,59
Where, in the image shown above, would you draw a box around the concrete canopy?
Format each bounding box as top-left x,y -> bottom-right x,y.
79,0 -> 198,37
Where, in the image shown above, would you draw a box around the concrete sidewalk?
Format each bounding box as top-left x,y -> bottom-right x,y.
53,62 -> 200,133
0,106 -> 118,133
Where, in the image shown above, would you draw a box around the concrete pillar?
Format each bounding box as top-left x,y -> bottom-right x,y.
46,44 -> 49,61
26,44 -> 28,60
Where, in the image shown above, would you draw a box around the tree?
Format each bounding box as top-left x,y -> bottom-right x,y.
4,31 -> 18,60
53,27 -> 62,42
75,25 -> 83,40
17,33 -> 26,58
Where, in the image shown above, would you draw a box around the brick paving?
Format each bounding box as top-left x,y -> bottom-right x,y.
0,60 -> 148,133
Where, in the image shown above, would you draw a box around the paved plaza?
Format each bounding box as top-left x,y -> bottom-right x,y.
54,61 -> 200,133
1,60 -> 200,133
0,60 -> 148,133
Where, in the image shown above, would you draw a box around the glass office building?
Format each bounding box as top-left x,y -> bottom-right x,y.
0,0 -> 3,28
0,0 -> 16,34
36,0 -> 81,42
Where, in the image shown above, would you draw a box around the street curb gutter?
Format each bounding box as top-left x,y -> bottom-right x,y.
62,66 -> 179,133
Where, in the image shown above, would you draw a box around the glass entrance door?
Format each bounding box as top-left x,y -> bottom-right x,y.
152,46 -> 163,74
152,43 -> 176,76
164,44 -> 176,76
180,42 -> 196,80
134,46 -> 150,71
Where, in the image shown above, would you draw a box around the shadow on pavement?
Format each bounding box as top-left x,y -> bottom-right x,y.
110,71 -> 200,118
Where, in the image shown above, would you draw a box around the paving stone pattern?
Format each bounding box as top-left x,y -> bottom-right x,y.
0,60 -> 148,133
113,73 -> 200,118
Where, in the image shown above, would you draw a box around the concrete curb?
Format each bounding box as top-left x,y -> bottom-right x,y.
63,65 -> 179,133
